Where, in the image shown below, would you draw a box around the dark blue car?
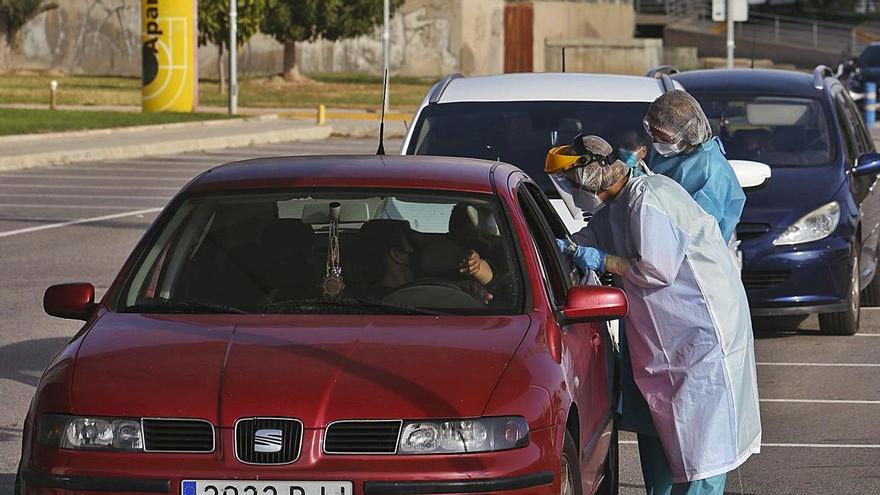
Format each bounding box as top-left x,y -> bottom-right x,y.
673,68 -> 880,335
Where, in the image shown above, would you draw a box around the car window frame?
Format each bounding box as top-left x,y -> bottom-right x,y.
834,89 -> 859,166
515,182 -> 571,308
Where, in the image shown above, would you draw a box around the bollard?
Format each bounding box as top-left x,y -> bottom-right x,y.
867,82 -> 876,127
317,104 -> 326,126
49,80 -> 58,110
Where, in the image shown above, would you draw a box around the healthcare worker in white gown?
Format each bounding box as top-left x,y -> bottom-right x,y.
547,135 -> 761,495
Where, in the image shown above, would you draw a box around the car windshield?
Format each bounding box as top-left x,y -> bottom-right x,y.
408,101 -> 652,195
689,94 -> 834,167
117,191 -> 523,315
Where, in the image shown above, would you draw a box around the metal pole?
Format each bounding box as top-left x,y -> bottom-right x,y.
726,0 -> 735,68
813,22 -> 818,49
775,17 -> 780,44
382,0 -> 390,113
228,0 -> 238,115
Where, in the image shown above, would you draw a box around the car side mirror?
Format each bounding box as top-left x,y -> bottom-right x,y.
561,285 -> 628,324
44,283 -> 96,321
728,159 -> 771,191
854,153 -> 880,176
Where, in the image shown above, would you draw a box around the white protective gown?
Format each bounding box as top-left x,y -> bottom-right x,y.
574,174 -> 761,483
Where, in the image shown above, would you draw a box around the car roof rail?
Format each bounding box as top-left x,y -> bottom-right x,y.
813,65 -> 835,90
428,73 -> 463,104
646,65 -> 679,78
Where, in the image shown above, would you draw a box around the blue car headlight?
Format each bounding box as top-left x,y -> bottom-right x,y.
773,201 -> 840,246
38,414 -> 143,451
398,417 -> 528,454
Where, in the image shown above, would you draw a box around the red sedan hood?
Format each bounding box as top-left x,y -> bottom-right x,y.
72,313 -> 531,427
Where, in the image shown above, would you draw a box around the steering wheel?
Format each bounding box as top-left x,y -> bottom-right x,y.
381,279 -> 487,310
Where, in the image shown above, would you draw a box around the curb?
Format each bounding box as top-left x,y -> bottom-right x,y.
0,114 -> 278,145
0,124 -> 333,171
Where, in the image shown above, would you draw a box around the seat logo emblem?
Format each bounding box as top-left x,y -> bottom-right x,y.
254,429 -> 283,453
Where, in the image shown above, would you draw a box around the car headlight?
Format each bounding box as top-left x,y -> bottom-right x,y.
398,417 -> 528,454
773,202 -> 840,246
38,414 -> 143,451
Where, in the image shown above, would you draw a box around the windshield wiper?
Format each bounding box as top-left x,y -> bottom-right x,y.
122,299 -> 250,314
263,298 -> 445,316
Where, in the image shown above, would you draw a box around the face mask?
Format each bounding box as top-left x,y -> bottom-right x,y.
572,189 -> 605,214
618,148 -> 640,168
653,140 -> 685,158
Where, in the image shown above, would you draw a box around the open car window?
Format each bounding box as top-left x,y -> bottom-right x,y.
117,191 -> 524,315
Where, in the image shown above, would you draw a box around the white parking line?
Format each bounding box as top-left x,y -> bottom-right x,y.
0,174 -> 186,181
760,398 -> 880,404
619,440 -> 880,448
0,193 -> 170,200
855,333 -> 880,337
39,167 -> 203,175
0,184 -> 180,191
0,207 -> 162,238
757,362 -> 880,368
0,204 -> 160,210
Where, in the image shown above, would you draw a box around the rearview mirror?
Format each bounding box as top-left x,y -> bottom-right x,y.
562,285 -> 628,324
728,159 -> 771,190
854,152 -> 880,176
44,283 -> 96,321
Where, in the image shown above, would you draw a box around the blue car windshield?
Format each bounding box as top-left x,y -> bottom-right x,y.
408,101 -> 652,195
690,94 -> 835,168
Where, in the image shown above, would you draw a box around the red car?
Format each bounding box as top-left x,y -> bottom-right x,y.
18,156 -> 626,495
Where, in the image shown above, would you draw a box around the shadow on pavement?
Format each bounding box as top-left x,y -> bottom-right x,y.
621,482 -> 759,495
0,337 -> 70,387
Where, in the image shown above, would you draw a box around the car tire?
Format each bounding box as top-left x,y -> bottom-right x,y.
819,246 -> 860,335
860,245 -> 880,306
561,430 -> 583,495
14,466 -> 22,495
598,417 -> 619,495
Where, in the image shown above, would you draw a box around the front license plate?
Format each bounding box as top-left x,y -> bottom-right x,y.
181,480 -> 352,495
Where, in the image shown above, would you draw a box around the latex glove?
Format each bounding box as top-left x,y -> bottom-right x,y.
572,246 -> 606,273
556,238 -> 576,255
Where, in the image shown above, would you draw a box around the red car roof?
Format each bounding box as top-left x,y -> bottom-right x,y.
187,155 -> 503,194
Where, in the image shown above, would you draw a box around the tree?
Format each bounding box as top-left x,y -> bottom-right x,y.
0,0 -> 58,71
198,0 -> 268,94
261,0 -> 404,81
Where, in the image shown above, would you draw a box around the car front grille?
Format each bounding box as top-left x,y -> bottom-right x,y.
142,419 -> 214,452
742,270 -> 790,290
736,223 -> 771,241
235,417 -> 302,465
324,420 -> 402,454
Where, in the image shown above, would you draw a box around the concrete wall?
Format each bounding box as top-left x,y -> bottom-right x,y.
3,0 -> 503,78
298,0 -> 503,77
545,37 -> 662,75
532,1 -> 635,73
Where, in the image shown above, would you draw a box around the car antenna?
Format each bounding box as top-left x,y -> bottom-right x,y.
562,47 -> 566,73
750,28 -> 757,69
376,68 -> 388,155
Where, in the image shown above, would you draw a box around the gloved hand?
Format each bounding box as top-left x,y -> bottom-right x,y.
555,238 -> 576,255
572,246 -> 606,273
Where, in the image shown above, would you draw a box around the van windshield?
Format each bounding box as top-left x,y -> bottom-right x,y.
408,101 -> 652,195
690,94 -> 835,167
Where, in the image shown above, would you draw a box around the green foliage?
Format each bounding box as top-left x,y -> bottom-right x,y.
261,0 -> 404,44
0,0 -> 58,44
198,0 -> 268,48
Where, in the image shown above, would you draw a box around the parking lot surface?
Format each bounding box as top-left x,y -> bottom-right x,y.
1,137 -> 878,495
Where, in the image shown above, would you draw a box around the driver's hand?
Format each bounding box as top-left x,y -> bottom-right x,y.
460,249 -> 494,285
458,279 -> 494,304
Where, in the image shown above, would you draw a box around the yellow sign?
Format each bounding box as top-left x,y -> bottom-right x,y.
142,0 -> 198,112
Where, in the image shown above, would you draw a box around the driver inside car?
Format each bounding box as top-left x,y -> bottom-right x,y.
354,219 -> 494,304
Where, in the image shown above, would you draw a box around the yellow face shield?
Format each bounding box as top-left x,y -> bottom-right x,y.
544,145 -> 582,174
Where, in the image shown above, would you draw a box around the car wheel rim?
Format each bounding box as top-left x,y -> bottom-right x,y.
852,254 -> 860,318
561,454 -> 575,495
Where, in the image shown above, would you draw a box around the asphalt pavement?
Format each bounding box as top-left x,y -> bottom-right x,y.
1,137 -> 879,494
